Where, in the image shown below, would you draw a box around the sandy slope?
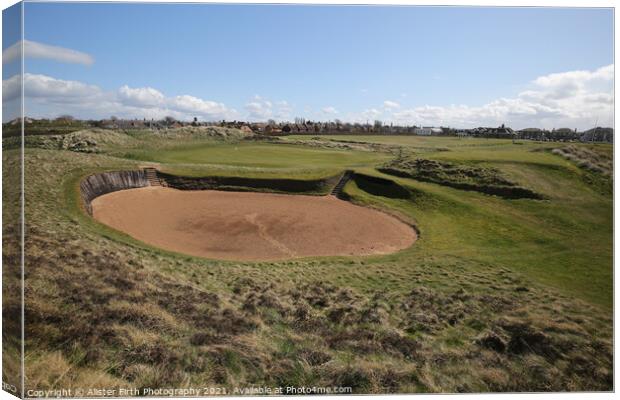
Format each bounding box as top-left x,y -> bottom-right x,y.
92,187 -> 416,261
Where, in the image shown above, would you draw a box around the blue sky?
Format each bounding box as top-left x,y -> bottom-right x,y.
2,2 -> 614,129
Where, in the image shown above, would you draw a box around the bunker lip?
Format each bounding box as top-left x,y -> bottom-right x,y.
90,187 -> 417,261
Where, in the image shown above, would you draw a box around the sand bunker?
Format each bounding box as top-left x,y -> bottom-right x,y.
91,187 -> 416,261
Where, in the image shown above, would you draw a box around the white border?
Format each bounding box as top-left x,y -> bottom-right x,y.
0,1 -> 616,400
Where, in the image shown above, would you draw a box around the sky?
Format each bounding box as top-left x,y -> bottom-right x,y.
2,2 -> 615,129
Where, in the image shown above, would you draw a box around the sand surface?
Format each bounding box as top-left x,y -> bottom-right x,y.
91,187 -> 416,261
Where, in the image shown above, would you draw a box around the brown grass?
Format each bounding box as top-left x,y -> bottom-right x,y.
21,222 -> 613,392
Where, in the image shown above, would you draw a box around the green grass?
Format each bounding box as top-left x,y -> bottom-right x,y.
57,134 -> 615,308
6,130 -> 613,393
288,134 -> 515,147
345,164 -> 612,308
121,142 -> 390,169
71,133 -> 614,308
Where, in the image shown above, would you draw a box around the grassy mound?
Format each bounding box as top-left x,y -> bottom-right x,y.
2,119 -> 90,138
23,128 -> 136,153
160,125 -> 255,140
551,145 -> 612,176
378,158 -> 543,199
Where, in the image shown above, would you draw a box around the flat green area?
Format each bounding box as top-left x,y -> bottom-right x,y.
122,142 -> 390,169
288,134 -> 517,148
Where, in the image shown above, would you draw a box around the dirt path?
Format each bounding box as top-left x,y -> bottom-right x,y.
91,187 -> 417,261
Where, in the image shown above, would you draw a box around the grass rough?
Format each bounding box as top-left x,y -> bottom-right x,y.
2,131 -> 613,394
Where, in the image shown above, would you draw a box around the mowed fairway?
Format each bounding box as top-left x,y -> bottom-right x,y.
123,142 -> 390,169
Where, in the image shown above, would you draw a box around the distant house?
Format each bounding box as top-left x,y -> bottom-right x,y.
251,123 -> 268,133
264,124 -> 282,135
581,127 -> 613,143
414,127 -> 442,136
485,124 -> 515,138
440,127 -> 454,136
239,125 -> 253,134
519,128 -> 542,134
281,124 -> 292,134
116,119 -> 145,129
518,128 -> 546,140
101,119 -> 118,129
551,128 -> 578,142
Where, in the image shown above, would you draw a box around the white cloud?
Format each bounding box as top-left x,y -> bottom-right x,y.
3,40 -> 94,65
534,64 -> 612,89
391,64 -> 614,130
5,73 -> 237,121
244,96 -> 292,121
274,100 -> 292,119
343,108 -> 384,124
118,85 -> 165,107
245,100 -> 272,120
383,100 -> 400,109
2,74 -> 22,101
2,74 -> 22,121
20,73 -> 103,101
6,64 -> 612,129
362,108 -> 382,120
167,95 -> 230,118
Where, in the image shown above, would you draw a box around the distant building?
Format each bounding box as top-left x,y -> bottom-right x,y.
550,127 -> 578,142
414,126 -> 442,136
580,127 -> 613,143
101,119 -> 118,129
250,123 -> 268,133
116,119 -> 146,129
477,124 -> 515,138
264,124 -> 283,135
518,128 -> 546,140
